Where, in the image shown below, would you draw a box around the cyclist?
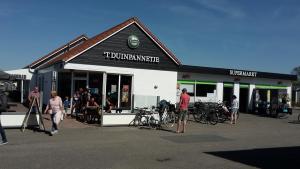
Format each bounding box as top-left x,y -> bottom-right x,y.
176,88 -> 190,133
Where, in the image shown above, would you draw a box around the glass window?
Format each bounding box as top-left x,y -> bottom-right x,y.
89,73 -> 103,106
196,84 -> 216,97
180,84 -> 194,96
106,74 -> 119,109
120,76 -> 132,109
74,72 -> 87,78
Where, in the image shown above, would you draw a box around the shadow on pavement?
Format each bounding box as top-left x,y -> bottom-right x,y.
205,146 -> 300,169
22,126 -> 52,136
162,134 -> 231,143
288,120 -> 300,124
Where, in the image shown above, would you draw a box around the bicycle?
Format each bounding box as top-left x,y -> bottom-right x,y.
158,104 -> 176,128
128,107 -> 150,127
193,102 -> 218,125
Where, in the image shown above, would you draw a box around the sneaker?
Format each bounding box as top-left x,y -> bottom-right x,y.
50,130 -> 58,135
0,141 -> 8,145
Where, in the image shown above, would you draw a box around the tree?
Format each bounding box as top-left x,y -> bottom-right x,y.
292,66 -> 300,78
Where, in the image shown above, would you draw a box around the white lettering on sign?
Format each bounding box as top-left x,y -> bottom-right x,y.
230,70 -> 257,77
103,51 -> 160,63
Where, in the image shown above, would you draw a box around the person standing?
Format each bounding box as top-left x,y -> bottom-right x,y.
176,88 -> 190,133
231,95 -> 239,124
0,91 -> 8,145
63,96 -> 70,119
0,121 -> 8,145
44,91 -> 64,135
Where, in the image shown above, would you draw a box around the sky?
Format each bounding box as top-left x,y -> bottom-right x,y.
0,0 -> 300,74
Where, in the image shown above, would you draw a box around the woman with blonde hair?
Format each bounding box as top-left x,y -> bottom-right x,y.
44,91 -> 64,135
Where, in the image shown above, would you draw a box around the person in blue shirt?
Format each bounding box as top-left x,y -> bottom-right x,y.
63,96 -> 70,119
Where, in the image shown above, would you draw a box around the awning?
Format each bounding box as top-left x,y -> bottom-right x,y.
224,83 -> 234,88
178,80 -> 216,85
255,84 -> 287,90
240,83 -> 250,88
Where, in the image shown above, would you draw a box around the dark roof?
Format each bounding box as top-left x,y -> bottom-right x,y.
25,34 -> 88,69
179,65 -> 297,81
41,17 -> 181,68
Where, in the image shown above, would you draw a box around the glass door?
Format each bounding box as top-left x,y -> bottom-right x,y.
105,74 -> 133,112
74,80 -> 87,92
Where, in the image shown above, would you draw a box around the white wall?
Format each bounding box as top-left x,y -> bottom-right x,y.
64,63 -> 177,106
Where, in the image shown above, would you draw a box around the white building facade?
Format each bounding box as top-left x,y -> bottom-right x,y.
11,17 -> 296,125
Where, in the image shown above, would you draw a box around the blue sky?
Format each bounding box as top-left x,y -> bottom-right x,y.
0,0 -> 300,74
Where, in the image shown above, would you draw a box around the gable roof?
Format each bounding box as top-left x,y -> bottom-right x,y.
41,17 -> 181,69
26,34 -> 88,69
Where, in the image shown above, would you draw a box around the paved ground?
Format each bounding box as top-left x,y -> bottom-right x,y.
1,110 -> 300,169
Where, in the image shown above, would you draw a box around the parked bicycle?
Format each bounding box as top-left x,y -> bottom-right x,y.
192,101 -> 218,125
157,101 -> 176,128
129,102 -> 176,129
129,107 -> 152,127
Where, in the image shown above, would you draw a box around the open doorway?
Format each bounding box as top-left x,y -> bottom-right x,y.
239,87 -> 249,112
223,84 -> 234,107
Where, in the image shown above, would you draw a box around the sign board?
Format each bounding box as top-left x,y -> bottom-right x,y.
230,69 -> 257,77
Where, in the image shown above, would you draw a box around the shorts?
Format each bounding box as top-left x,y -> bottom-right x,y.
232,108 -> 238,115
178,109 -> 188,121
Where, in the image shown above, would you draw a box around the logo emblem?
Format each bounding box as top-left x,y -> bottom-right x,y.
128,35 -> 140,49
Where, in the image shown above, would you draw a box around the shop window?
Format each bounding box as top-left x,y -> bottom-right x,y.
89,73 -> 103,105
196,84 -> 216,97
74,72 -> 87,78
106,74 -> 119,109
180,84 -> 194,96
120,76 -> 132,109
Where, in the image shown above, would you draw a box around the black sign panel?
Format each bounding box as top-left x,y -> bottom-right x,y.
70,24 -> 179,71
179,65 -> 297,81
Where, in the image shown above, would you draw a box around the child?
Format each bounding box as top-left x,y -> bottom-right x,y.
63,96 -> 70,119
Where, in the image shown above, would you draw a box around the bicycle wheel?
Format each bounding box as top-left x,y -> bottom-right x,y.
209,112 -> 218,125
128,115 -> 141,127
163,111 -> 176,128
199,112 -> 208,124
218,112 -> 227,123
193,109 -> 202,122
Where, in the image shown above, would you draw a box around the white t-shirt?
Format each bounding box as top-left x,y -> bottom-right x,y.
232,99 -> 239,109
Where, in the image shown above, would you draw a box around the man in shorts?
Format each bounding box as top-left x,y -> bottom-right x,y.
176,88 -> 190,133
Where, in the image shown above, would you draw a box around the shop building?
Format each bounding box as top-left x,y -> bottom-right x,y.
178,65 -> 296,112
10,17 -> 296,125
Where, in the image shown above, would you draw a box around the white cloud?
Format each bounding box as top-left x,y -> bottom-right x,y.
168,5 -> 199,16
195,0 -> 246,18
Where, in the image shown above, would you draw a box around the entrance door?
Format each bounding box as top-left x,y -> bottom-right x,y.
223,86 -> 233,107
74,80 -> 87,92
239,87 -> 249,112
